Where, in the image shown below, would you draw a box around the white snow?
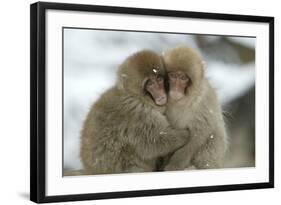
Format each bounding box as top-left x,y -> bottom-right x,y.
227,36 -> 255,49
206,62 -> 255,104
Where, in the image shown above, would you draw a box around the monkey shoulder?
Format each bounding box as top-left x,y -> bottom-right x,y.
86,87 -> 167,136
165,81 -> 225,135
199,82 -> 227,142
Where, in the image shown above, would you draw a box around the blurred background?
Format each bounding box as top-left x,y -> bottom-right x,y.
63,28 -> 255,173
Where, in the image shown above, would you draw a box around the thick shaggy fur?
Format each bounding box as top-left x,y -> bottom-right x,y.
163,46 -> 227,170
80,50 -> 189,175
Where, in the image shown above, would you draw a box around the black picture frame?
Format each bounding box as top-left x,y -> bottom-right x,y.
30,1 -> 274,203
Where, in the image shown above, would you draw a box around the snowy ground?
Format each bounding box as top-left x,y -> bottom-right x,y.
63,28 -> 255,170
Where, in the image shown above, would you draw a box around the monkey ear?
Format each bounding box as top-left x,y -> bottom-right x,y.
117,73 -> 128,90
199,60 -> 206,79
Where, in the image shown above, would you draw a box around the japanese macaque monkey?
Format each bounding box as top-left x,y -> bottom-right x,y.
162,46 -> 227,170
80,50 -> 189,175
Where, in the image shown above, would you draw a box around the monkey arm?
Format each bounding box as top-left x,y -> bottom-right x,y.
128,126 -> 190,160
164,122 -> 227,171
164,98 -> 226,171
191,129 -> 227,169
164,132 -> 208,171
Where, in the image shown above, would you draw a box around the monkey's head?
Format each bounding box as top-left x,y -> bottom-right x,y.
162,46 -> 204,101
117,50 -> 167,106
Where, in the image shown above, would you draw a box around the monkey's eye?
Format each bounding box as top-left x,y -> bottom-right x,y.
180,75 -> 188,81
156,75 -> 163,82
146,80 -> 154,87
168,73 -> 177,78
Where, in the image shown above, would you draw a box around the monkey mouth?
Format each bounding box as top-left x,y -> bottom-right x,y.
169,91 -> 185,101
147,90 -> 167,106
155,95 -> 167,106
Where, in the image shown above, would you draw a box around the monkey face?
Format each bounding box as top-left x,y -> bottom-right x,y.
167,71 -> 190,101
162,46 -> 204,102
144,74 -> 167,106
118,50 -> 168,106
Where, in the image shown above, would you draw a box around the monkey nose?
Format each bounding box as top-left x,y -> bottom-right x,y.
155,95 -> 167,106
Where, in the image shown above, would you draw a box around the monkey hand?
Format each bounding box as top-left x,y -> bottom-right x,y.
164,164 -> 196,171
164,163 -> 185,171
163,146 -> 192,171
178,129 -> 191,139
172,128 -> 190,144
192,157 -> 222,169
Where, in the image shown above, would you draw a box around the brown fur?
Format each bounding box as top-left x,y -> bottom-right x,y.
80,50 -> 189,175
162,46 -> 227,170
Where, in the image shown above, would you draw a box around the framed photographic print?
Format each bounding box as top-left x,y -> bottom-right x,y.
30,1 -> 274,203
